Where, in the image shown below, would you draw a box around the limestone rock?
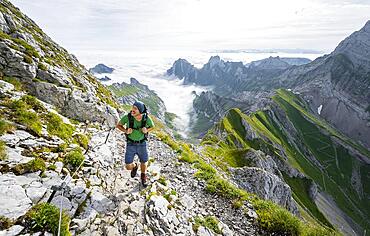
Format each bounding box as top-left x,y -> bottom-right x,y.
232,167 -> 299,214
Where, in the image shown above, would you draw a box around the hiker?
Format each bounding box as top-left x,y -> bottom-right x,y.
116,101 -> 154,187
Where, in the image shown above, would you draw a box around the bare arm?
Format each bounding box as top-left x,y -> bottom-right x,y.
147,127 -> 155,133
141,126 -> 154,134
116,122 -> 127,133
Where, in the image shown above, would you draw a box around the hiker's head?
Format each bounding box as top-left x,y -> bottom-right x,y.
131,101 -> 145,116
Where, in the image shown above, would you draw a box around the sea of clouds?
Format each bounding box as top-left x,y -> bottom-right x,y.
73,49 -> 322,136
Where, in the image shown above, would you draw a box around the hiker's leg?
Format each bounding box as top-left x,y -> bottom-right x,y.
140,162 -> 147,173
137,142 -> 149,173
125,143 -> 136,170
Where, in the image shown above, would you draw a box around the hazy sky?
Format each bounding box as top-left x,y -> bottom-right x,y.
10,0 -> 370,53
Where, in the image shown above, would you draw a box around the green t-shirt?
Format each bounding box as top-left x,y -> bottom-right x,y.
120,114 -> 154,141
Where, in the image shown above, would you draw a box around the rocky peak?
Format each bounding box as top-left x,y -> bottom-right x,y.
129,77 -> 140,85
206,55 -> 224,69
89,63 -> 114,74
249,56 -> 291,70
166,58 -> 195,78
332,20 -> 370,68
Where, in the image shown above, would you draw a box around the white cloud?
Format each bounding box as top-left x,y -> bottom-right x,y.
10,0 -> 370,52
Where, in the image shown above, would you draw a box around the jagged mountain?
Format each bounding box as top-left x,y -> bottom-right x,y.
178,21 -> 370,149
201,89 -> 370,235
167,55 -> 311,96
108,77 -> 167,121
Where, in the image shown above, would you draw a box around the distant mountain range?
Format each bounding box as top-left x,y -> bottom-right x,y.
167,22 -> 370,150
167,21 -> 370,235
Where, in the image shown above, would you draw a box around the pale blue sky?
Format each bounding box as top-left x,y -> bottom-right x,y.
10,0 -> 370,53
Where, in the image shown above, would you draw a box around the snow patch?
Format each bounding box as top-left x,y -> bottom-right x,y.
318,105 -> 323,115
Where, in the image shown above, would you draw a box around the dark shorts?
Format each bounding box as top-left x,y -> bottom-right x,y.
125,142 -> 149,164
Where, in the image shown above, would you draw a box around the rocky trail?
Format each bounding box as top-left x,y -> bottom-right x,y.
1,125 -> 259,236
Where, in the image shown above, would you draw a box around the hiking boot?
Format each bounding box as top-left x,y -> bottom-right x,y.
130,163 -> 138,178
141,173 -> 148,187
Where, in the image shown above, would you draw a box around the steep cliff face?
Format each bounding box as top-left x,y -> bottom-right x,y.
0,0 -> 118,124
275,21 -> 370,148
201,90 -> 370,235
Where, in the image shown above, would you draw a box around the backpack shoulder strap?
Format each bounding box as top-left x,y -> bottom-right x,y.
127,113 -> 134,129
141,113 -> 148,128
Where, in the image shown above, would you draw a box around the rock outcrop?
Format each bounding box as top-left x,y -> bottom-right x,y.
0,0 -> 118,125
231,167 -> 299,215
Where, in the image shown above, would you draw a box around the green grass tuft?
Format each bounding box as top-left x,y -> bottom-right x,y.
38,63 -> 47,71
23,55 -> 33,64
0,215 -> 13,230
13,158 -> 46,174
1,76 -> 23,90
64,147 -> 84,171
0,141 -> 6,161
73,133 -> 89,149
193,216 -> 222,234
46,112 -> 75,142
23,203 -> 71,236
158,176 -> 167,186
0,119 -> 15,135
155,131 -> 181,152
252,199 -> 338,236
15,109 -> 42,136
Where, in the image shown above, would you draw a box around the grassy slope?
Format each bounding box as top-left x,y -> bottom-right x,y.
201,89 -> 370,233
270,90 -> 370,232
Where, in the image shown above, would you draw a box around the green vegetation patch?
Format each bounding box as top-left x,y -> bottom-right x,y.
23,202 -> 71,236
0,119 -> 15,135
0,215 -> 13,230
4,95 -> 48,136
193,216 -> 222,234
11,37 -> 40,59
273,90 -> 370,230
283,175 -> 332,228
73,133 -> 89,150
64,147 -> 84,171
158,176 -> 167,186
0,141 -> 6,161
46,112 -> 75,142
155,131 -> 181,152
13,158 -> 46,174
253,199 -> 338,236
1,76 -> 23,90
157,123 -> 337,235
108,84 -> 139,97
14,107 -> 42,136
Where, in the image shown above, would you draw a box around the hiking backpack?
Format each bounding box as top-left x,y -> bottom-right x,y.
125,104 -> 149,141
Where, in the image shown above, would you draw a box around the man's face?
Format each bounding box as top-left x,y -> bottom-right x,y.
131,105 -> 140,116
